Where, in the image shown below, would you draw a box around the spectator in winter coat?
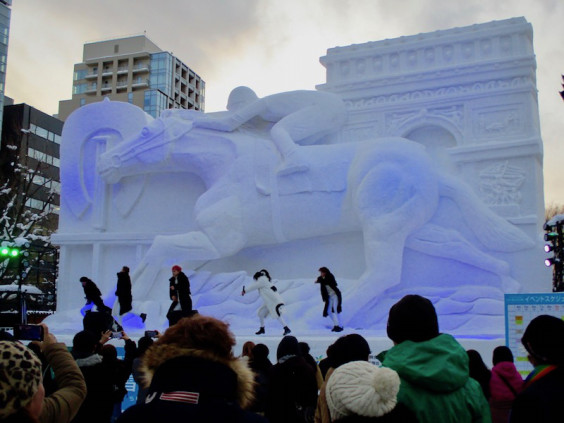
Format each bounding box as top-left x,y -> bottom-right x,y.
325,361 -> 417,422
100,332 -> 137,422
248,343 -> 273,415
266,336 -> 318,423
242,269 -> 291,336
131,336 -> 154,405
382,295 -> 491,423
489,346 -> 523,423
315,334 -> 371,423
117,315 -> 267,423
316,267 -> 343,332
299,341 -> 324,389
509,315 -> 564,423
71,329 -> 116,423
467,349 -> 492,400
0,324 -> 87,423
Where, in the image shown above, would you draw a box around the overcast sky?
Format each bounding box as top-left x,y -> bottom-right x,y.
5,0 -> 563,205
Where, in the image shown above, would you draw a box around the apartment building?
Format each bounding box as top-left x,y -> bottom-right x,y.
58,35 -> 205,120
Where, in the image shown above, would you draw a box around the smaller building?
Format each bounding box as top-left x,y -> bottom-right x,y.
58,35 -> 205,120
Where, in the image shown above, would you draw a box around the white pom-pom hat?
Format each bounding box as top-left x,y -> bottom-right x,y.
326,361 -> 400,421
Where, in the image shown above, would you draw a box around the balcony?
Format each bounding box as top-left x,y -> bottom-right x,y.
116,67 -> 129,75
132,64 -> 149,73
100,84 -> 112,92
116,81 -> 128,91
131,78 -> 149,88
84,72 -> 98,80
85,83 -> 97,94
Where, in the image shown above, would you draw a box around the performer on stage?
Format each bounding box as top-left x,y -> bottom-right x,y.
114,266 -> 133,325
242,269 -> 291,336
80,276 -> 112,314
315,266 -> 343,332
166,265 -> 192,326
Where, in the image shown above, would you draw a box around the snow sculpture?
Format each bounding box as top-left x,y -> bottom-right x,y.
50,17 -> 545,334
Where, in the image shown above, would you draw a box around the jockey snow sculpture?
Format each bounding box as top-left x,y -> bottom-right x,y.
55,89 -> 536,330
91,92 -> 534,329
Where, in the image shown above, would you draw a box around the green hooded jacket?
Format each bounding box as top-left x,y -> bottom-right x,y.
383,333 -> 491,423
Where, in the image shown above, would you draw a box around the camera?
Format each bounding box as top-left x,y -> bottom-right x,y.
144,330 -> 158,338
13,324 -> 44,341
110,331 -> 123,339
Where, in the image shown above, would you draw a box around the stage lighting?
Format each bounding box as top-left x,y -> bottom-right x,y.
546,257 -> 561,267
545,232 -> 558,242
545,244 -> 554,253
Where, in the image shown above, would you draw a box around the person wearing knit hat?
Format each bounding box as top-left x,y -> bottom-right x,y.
166,264 -> 192,326
509,315 -> 564,423
325,361 -> 416,422
382,294 -> 490,423
315,334 -> 372,423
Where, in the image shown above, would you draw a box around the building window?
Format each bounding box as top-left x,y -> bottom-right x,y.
114,44 -> 119,54
74,69 -> 88,81
80,98 -> 86,107
128,92 -> 133,104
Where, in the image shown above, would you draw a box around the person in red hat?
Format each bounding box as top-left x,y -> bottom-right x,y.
166,265 -> 192,326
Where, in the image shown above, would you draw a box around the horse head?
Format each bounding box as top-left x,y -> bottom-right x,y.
98,116 -> 193,184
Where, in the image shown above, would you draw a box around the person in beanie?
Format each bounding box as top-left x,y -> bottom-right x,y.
166,265 -> 192,326
117,315 -> 267,423
315,334 -> 372,423
382,294 -> 491,423
325,361 -> 417,422
80,276 -> 112,314
509,314 -> 564,423
0,324 -> 87,423
316,267 -> 343,332
489,346 -> 523,423
241,269 -> 291,336
114,266 -> 133,323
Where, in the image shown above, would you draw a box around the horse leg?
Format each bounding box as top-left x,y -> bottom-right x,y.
346,146 -> 440,325
406,224 -> 521,292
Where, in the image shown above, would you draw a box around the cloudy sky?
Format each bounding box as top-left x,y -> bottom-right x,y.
5,0 -> 564,205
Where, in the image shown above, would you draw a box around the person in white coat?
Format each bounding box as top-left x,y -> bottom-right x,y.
242,269 -> 291,336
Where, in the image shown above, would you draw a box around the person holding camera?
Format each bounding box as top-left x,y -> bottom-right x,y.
70,329 -> 117,423
0,323 -> 87,423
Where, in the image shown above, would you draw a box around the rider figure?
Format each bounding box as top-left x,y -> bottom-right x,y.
193,87 -> 346,175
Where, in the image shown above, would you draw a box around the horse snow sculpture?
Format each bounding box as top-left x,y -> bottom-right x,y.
96,104 -> 533,327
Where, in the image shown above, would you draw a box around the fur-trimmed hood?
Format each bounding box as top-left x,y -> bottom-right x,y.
140,343 -> 256,409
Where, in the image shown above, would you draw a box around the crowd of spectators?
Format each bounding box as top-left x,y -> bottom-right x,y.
1,294 -> 563,423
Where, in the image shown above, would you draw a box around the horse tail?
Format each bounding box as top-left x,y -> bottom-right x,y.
437,174 -> 534,252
